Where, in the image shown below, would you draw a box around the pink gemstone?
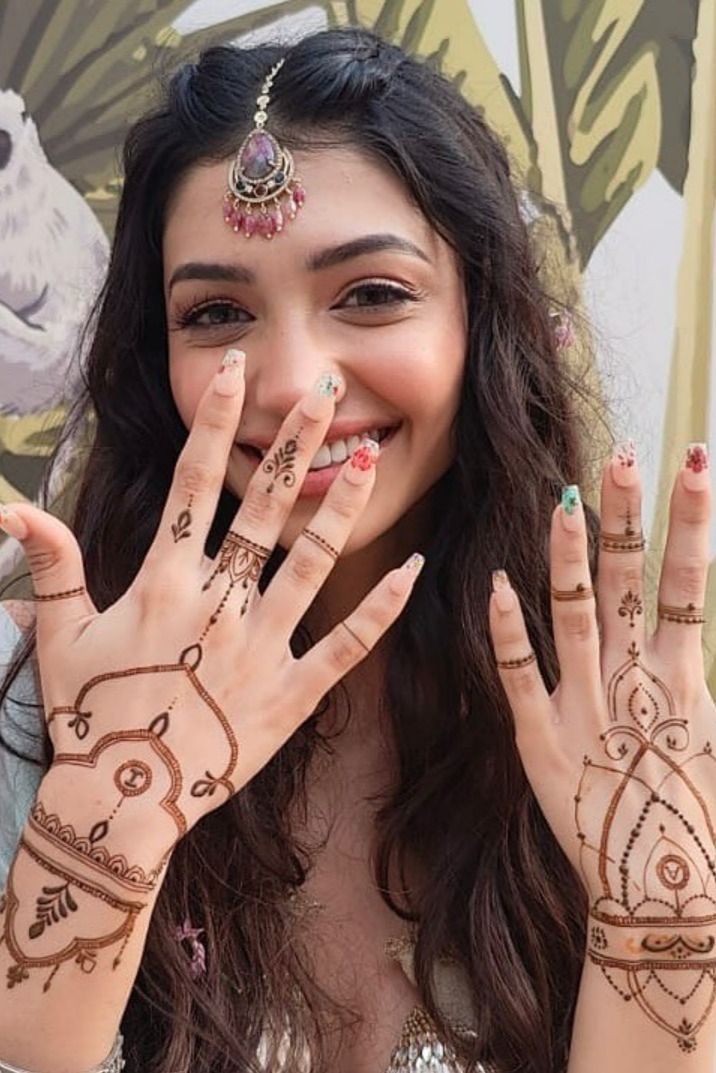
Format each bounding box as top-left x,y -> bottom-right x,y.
240,132 -> 277,180
294,186 -> 306,207
243,214 -> 256,238
285,196 -> 297,219
273,205 -> 284,232
257,213 -> 275,237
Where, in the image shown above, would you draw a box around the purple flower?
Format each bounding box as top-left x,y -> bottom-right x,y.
550,310 -> 575,350
175,916 -> 207,979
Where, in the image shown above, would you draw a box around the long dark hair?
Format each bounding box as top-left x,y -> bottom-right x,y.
0,27 -> 600,1073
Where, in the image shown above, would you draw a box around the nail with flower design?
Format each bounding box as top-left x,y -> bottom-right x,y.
683,443 -> 709,492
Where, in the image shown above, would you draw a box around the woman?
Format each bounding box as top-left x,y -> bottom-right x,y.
0,27 -> 714,1073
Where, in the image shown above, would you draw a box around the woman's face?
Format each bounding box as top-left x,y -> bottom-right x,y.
163,147 -> 467,555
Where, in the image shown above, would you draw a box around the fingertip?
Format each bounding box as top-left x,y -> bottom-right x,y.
0,503 -> 29,541
491,569 -> 517,613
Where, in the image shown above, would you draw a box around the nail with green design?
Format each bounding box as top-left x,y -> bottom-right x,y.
561,485 -> 582,533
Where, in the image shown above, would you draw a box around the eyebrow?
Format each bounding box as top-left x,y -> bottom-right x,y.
167,233 -> 431,293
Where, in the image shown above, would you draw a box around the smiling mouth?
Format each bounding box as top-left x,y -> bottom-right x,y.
238,424 -> 400,471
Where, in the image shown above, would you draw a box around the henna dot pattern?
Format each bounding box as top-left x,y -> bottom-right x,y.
577,641 -> 716,1052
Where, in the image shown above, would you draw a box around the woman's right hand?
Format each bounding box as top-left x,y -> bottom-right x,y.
0,350 -> 422,884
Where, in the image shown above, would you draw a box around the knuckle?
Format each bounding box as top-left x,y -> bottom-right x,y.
25,546 -> 63,580
327,490 -> 359,522
329,630 -> 363,672
175,458 -> 218,497
559,609 -> 595,642
616,564 -> 643,590
286,548 -> 322,587
508,667 -> 541,697
241,486 -> 280,527
674,559 -> 707,599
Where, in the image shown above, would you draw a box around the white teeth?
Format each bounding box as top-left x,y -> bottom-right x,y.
310,444 -> 333,470
368,428 -> 380,442
347,434 -> 361,454
330,439 -> 348,464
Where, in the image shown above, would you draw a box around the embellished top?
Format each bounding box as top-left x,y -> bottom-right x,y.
0,605 -> 491,1072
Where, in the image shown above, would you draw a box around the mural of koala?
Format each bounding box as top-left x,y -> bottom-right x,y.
0,89 -> 109,415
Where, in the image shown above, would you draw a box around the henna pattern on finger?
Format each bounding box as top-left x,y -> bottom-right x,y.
551,583 -> 594,602
618,590 -> 643,629
171,494 -> 194,543
33,586 -> 86,603
201,530 -> 271,628
576,639 -> 716,1052
302,528 -> 339,561
262,436 -> 299,494
658,602 -> 706,625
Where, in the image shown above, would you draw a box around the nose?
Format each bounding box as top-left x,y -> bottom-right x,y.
247,323 -> 344,419
0,130 -> 12,170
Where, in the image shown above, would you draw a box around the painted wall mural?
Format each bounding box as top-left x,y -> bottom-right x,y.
0,0 -> 715,678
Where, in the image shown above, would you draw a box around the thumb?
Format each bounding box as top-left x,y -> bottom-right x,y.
0,502 -> 96,632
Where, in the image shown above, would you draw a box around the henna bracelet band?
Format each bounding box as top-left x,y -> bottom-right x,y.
0,1034 -> 124,1073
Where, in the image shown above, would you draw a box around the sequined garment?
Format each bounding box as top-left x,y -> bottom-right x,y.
386,1007 -> 487,1073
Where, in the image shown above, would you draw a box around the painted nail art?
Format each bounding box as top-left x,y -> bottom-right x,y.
683,443 -> 709,492
350,437 -> 380,471
611,440 -> 639,488
686,443 -> 709,473
389,551 -> 426,596
404,552 -> 425,574
314,372 -> 344,398
214,348 -> 245,396
561,485 -> 581,514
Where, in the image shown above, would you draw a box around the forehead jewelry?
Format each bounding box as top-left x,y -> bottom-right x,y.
223,58 -> 305,240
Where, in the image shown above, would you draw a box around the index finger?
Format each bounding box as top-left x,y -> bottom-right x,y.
148,348 -> 247,569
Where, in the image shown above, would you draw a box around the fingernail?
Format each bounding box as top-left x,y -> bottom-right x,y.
610,440 -> 639,488
0,504 -> 28,540
492,568 -> 516,612
214,349 -> 245,396
389,552 -> 425,596
561,485 -> 582,532
301,372 -> 345,420
683,443 -> 709,492
344,437 -> 380,485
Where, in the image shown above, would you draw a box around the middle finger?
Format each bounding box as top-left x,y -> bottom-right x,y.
201,371 -> 345,613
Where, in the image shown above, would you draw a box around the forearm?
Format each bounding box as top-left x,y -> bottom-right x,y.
0,771 -> 174,1073
568,945 -> 716,1073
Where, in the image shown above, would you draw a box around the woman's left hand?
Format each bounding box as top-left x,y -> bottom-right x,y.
489,443 -> 716,1056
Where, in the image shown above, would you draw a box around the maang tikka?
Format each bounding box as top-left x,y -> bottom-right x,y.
223,58 -> 306,239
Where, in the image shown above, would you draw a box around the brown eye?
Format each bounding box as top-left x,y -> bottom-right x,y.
176,302 -> 251,330
339,282 -> 417,309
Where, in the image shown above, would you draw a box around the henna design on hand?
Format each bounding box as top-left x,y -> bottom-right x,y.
33,586 -> 86,603
618,590 -> 643,629
201,531 -> 271,628
262,436 -> 299,494
171,494 -> 194,543
1,642 -> 240,992
576,638 -> 716,1052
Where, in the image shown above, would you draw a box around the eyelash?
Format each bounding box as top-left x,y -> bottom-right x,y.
171,280 -> 419,331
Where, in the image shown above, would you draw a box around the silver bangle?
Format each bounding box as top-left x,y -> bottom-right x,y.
0,1034 -> 124,1073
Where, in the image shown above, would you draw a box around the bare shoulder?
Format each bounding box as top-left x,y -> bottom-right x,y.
1,599 -> 36,631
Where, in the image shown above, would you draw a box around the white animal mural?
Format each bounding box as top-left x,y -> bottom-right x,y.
0,88 -> 108,415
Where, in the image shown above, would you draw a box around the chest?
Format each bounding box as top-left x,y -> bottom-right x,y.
289,760 -> 422,1072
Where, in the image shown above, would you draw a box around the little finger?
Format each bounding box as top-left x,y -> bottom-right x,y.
654,444 -> 710,659
300,551 -> 425,702
550,487 -> 601,693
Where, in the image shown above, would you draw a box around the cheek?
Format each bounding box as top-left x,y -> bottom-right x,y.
169,356 -> 213,431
